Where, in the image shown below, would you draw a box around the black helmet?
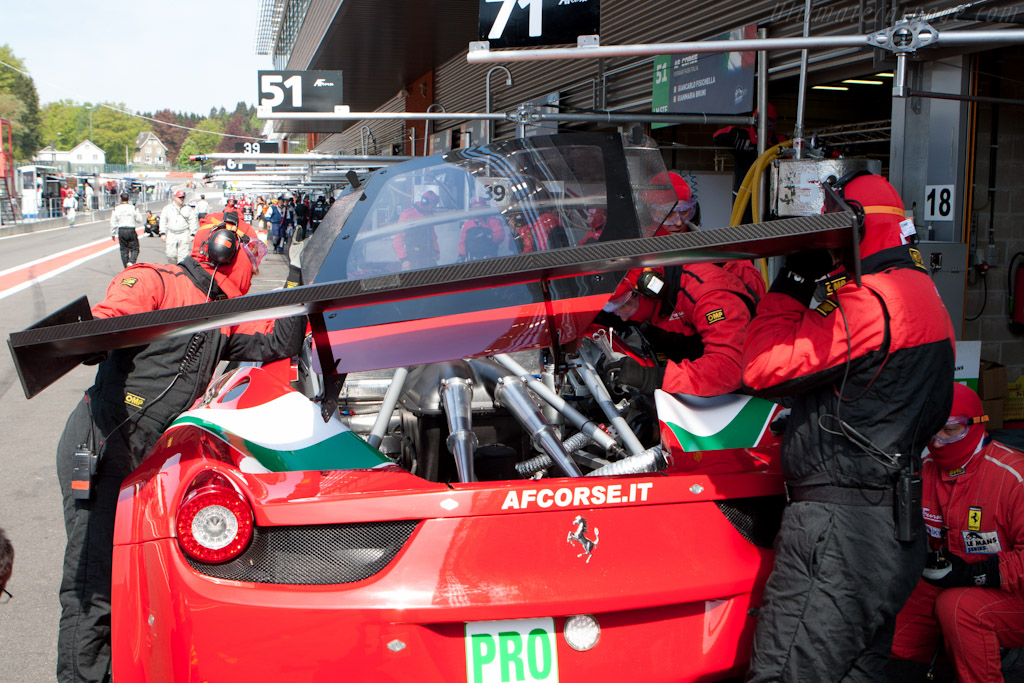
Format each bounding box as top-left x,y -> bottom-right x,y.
204,228 -> 239,266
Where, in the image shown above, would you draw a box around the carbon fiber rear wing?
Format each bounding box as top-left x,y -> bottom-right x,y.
8,211 -> 856,399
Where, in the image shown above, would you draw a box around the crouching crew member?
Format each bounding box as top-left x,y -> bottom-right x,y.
891,383 -> 1024,683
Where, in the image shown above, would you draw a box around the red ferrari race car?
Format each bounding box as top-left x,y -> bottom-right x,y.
10,133 -> 856,682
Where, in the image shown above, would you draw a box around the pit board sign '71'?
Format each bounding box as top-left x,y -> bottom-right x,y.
478,0 -> 600,49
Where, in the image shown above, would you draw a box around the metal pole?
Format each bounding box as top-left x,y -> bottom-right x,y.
424,104 -> 446,156
757,28 -> 769,220
465,28 -> 1024,64
468,34 -> 872,63
793,0 -> 812,160
191,153 -> 415,162
257,110 -> 751,126
486,66 -> 513,143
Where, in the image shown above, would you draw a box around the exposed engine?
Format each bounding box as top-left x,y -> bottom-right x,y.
296,337 -> 668,483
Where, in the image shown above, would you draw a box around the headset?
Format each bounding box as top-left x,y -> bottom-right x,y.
201,226 -> 240,266
823,169 -> 870,242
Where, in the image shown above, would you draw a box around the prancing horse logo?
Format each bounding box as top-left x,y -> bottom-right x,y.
567,515 -> 599,563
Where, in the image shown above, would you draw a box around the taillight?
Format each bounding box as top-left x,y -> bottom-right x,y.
176,470 -> 254,564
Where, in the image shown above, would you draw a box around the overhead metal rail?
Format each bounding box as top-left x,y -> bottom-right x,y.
256,107 -> 752,127
465,24 -> 1024,65
191,153 -> 414,163
465,17 -> 1024,102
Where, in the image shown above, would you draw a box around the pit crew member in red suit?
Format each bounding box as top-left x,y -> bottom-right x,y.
713,102 -> 787,204
513,211 -> 569,253
54,213 -> 304,683
740,173 -> 956,681
394,190 -> 441,270
602,262 -> 755,397
601,172 -> 760,397
652,172 -> 766,303
890,383 -> 1024,683
576,207 -> 607,245
457,196 -> 506,261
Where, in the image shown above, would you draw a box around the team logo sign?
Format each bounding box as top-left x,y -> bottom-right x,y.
962,530 -> 1002,554
566,515 -> 599,563
705,308 -> 725,324
968,507 -> 983,531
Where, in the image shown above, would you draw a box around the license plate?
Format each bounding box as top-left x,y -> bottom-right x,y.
465,617 -> 559,683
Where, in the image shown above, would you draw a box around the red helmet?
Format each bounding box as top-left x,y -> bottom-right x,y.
602,269 -> 663,321
839,173 -> 907,258
928,383 -> 988,471
587,207 -> 607,230
668,172 -> 691,202
753,102 -> 778,122
173,190 -> 186,199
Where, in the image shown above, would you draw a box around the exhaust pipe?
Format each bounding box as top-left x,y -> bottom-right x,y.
585,447 -> 669,477
440,376 -> 478,482
493,375 -> 582,478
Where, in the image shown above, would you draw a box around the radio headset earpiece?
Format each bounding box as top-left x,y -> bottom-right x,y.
829,169 -> 872,242
635,268 -> 666,299
203,226 -> 240,266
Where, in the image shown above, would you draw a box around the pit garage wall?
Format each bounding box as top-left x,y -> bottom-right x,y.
963,45 -> 1024,383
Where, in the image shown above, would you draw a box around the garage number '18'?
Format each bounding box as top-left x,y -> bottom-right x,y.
466,617 -> 559,683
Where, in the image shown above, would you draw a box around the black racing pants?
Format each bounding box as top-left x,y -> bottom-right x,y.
56,397 -> 133,683
746,500 -> 927,682
117,227 -> 139,267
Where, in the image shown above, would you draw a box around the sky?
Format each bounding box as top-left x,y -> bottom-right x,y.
3,1 -> 274,115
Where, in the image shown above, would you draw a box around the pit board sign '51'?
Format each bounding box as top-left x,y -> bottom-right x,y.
257,71 -> 344,113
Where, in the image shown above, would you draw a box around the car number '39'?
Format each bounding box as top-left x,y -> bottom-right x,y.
466,618 -> 559,683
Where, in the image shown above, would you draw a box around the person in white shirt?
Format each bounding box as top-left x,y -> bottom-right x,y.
109,192 -> 143,267
195,194 -> 210,222
159,190 -> 199,264
62,192 -> 78,227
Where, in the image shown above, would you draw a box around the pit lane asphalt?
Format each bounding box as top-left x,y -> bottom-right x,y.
0,207 -> 292,682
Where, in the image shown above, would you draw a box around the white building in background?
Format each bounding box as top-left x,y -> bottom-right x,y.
33,140 -> 106,172
133,132 -> 168,167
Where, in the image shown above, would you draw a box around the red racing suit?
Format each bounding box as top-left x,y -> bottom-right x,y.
634,262 -> 756,396
741,244 -> 956,682
457,216 -> 505,260
394,204 -> 439,268
892,439 -> 1024,683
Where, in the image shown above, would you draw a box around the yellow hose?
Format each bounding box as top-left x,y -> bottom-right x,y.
728,140 -> 794,287
729,139 -> 793,227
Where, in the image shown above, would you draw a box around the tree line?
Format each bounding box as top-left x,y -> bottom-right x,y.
0,44 -> 264,168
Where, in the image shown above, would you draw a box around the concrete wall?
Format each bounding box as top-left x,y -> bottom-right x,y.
962,46 -> 1024,383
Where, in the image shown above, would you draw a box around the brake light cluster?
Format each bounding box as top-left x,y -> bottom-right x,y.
176,470 -> 254,564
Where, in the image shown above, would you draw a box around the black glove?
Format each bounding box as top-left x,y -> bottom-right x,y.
769,250 -> 835,305
922,549 -> 1001,589
786,249 -> 835,282
81,351 -> 109,366
603,357 -> 665,395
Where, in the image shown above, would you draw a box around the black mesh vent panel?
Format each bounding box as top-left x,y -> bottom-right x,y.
715,496 -> 786,549
185,520 -> 420,585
